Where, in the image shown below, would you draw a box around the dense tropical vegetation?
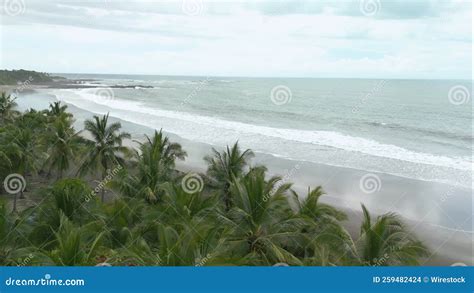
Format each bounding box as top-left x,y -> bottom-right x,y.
0,91 -> 430,266
0,69 -> 62,85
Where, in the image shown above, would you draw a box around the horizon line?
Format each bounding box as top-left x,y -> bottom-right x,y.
2,68 -> 472,81
52,71 -> 473,81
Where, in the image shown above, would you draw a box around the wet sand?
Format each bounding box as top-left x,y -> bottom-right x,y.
11,88 -> 474,266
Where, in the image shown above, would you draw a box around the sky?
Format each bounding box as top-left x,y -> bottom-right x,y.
0,0 -> 472,79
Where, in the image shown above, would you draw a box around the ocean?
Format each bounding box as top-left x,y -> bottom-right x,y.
15,74 -> 473,262
27,74 -> 472,188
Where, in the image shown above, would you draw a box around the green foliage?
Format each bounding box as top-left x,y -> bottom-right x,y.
111,130 -> 187,203
0,124 -> 44,176
0,92 -> 430,266
43,113 -> 83,179
78,113 -> 131,202
222,167 -> 305,265
138,130 -> 187,182
30,213 -> 104,266
0,69 -> 55,85
0,92 -> 19,122
160,182 -> 218,224
0,201 -> 21,265
205,142 -> 254,210
78,113 -> 130,177
353,204 -> 430,266
291,187 -> 354,266
50,179 -> 92,221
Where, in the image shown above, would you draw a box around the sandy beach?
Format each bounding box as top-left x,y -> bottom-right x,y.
2,3 -> 473,292
8,85 -> 471,266
121,121 -> 474,266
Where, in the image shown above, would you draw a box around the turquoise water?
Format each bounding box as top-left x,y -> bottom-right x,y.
32,74 -> 473,188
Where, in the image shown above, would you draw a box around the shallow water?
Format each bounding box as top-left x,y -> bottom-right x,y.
16,84 -> 473,263
40,74 -> 472,189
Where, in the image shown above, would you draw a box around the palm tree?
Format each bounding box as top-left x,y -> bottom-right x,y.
0,127 -> 18,178
27,213 -> 104,266
102,198 -> 146,249
24,178 -> 100,249
291,187 -> 352,266
100,191 -> 226,266
222,167 -> 304,265
0,92 -> 19,123
204,142 -> 254,211
16,109 -> 49,136
293,187 -> 347,222
50,214 -> 104,266
0,202 -> 20,264
109,130 -> 186,203
49,179 -> 93,222
16,128 -> 42,175
0,149 -> 12,177
351,204 -> 429,266
44,119 -> 83,179
159,182 -> 218,224
112,221 -> 227,266
0,101 -> 438,267
78,113 -> 130,202
2,126 -> 44,201
134,130 -> 186,203
139,130 -> 186,179
47,101 -> 71,119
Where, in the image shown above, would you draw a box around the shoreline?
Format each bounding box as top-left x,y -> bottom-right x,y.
7,86 -> 474,266
172,150 -> 472,266
171,150 -> 472,266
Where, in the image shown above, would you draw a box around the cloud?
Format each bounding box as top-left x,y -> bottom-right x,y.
0,0 -> 471,79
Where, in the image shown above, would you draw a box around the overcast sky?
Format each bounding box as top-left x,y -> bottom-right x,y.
0,0 -> 472,79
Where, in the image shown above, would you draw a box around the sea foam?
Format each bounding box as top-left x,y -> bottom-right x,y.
55,88 -> 472,173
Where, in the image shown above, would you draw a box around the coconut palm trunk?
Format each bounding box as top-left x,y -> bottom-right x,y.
101,168 -> 107,203
18,176 -> 25,199
12,193 -> 17,213
77,113 -> 130,202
